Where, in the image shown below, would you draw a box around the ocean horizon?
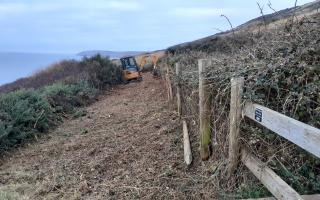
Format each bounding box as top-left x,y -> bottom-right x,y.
0,52 -> 80,86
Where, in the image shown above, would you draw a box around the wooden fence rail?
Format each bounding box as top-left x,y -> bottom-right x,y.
228,76 -> 320,200
243,102 -> 320,158
241,149 -> 303,200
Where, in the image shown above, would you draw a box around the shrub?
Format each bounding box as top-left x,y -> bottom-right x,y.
0,90 -> 55,150
81,55 -> 122,89
41,81 -> 98,114
0,80 -> 98,151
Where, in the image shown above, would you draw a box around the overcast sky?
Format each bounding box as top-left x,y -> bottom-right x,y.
0,0 -> 314,54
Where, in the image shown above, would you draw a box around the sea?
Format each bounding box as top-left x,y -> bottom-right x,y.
0,52 -> 80,86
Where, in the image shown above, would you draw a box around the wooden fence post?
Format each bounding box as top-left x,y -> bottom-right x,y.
183,120 -> 192,165
166,63 -> 173,102
199,59 -> 212,161
175,63 -> 182,117
228,77 -> 244,176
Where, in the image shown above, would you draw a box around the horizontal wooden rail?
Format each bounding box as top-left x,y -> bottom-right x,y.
241,149 -> 303,200
243,102 -> 320,158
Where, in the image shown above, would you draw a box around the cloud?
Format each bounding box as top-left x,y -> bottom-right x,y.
0,2 -> 62,13
103,1 -> 143,11
170,7 -> 236,18
0,0 -> 142,16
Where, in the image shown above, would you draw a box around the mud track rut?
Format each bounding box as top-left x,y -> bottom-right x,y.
0,73 -> 217,200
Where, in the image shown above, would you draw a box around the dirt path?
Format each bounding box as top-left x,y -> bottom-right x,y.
0,74 -> 216,200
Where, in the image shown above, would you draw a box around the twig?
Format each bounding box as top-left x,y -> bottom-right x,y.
257,2 -> 267,29
267,0 -> 277,13
220,15 -> 235,37
34,109 -> 45,129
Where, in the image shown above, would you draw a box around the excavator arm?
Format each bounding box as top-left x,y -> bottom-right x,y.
138,54 -> 160,71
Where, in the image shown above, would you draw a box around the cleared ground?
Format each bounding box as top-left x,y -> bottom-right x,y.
0,73 -> 216,200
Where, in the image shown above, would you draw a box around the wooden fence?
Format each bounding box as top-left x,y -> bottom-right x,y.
229,77 -> 320,200
164,59 -> 320,200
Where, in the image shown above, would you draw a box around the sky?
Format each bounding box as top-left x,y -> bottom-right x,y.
0,0 -> 315,54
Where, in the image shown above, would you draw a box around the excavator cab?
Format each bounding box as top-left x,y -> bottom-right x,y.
120,56 -> 142,82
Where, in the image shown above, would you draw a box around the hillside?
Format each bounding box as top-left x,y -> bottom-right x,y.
168,0 -> 320,53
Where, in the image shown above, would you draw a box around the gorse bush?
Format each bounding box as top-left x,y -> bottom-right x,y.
0,55 -> 120,152
82,54 -> 122,89
41,81 -> 97,114
0,90 -> 55,150
0,81 -> 98,151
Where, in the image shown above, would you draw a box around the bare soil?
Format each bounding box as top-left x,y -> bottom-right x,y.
0,74 -> 217,200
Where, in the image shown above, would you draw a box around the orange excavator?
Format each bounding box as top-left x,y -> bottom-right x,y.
120,53 -> 161,83
120,56 -> 142,83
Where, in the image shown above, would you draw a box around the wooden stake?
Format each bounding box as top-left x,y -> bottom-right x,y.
182,120 -> 192,165
168,76 -> 173,101
166,74 -> 171,101
228,77 -> 244,176
166,63 -> 173,102
241,149 -> 303,200
199,59 -> 212,161
166,62 -> 170,74
175,63 -> 182,117
165,63 -> 169,100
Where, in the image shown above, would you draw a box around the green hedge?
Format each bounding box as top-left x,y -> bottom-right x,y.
0,81 -> 98,151
0,89 -> 55,150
